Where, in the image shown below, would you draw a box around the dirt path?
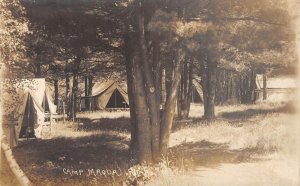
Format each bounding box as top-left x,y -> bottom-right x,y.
147,103 -> 299,186
0,150 -> 21,186
147,158 -> 299,186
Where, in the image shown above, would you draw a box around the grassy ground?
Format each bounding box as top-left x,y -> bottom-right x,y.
13,116 -> 132,186
12,102 -> 299,186
149,102 -> 299,186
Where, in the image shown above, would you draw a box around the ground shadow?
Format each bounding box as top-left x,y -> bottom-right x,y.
220,103 -> 296,121
76,117 -> 131,133
172,103 -> 296,132
169,140 -> 272,170
13,133 -> 133,186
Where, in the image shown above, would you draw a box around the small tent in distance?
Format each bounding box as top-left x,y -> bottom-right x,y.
80,80 -> 129,111
255,75 -> 296,103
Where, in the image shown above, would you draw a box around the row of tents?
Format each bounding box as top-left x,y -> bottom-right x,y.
2,75 -> 295,147
62,74 -> 297,112
1,78 -> 204,146
84,75 -> 295,109
78,79 -> 203,111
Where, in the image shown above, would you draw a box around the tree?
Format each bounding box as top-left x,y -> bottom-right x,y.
21,0 -> 127,118
9,25 -> 57,78
0,0 -> 29,140
5,0 -> 296,164
130,0 -> 297,162
124,0 -> 208,162
0,0 -> 28,73
183,0 -> 297,118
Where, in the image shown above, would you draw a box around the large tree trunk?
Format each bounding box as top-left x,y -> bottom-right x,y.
125,28 -> 155,163
160,47 -> 185,154
124,32 -> 138,156
132,46 -> 153,163
165,67 -> 173,105
201,30 -> 218,120
203,61 -> 217,120
124,0 -> 189,162
153,40 -> 162,111
137,2 -> 160,161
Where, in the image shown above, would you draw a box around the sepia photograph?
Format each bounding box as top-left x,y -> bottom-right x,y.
0,0 -> 299,185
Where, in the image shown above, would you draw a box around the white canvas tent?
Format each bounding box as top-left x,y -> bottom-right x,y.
2,78 -> 57,147
80,80 -> 129,110
42,90 -> 57,114
255,74 -> 297,102
16,91 -> 45,139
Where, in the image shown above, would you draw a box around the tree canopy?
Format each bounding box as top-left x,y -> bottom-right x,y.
1,0 -> 298,163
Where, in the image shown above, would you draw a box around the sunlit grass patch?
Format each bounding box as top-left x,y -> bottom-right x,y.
51,120 -> 130,140
77,110 -> 130,120
171,112 -> 297,153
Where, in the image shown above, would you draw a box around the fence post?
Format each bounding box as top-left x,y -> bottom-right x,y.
8,119 -> 17,147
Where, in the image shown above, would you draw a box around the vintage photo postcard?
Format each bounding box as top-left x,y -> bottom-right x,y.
1,0 -> 300,185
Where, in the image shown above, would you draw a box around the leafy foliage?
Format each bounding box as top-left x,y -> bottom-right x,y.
0,0 -> 29,70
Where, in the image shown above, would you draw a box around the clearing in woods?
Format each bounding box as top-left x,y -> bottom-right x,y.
12,102 -> 299,186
